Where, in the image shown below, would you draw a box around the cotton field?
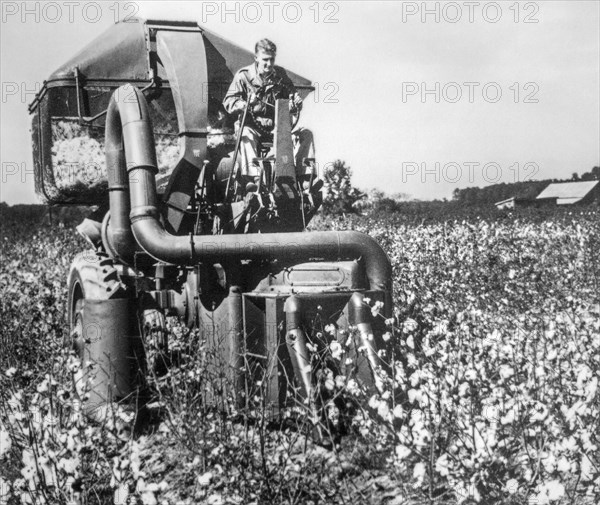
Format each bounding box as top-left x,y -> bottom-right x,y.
1,204 -> 598,505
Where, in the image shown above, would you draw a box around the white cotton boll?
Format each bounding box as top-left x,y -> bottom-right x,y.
114,483 -> 129,505
585,377 -> 598,401
377,401 -> 390,421
407,389 -> 421,404
144,483 -> 160,493
36,379 -> 49,393
140,491 -> 157,505
542,453 -> 557,474
533,489 -> 550,505
403,318 -> 418,333
22,449 -> 35,469
368,395 -> 380,410
407,353 -> 418,368
395,444 -> 411,460
576,366 -> 592,391
197,471 -> 213,487
0,428 -> 11,459
57,457 -> 78,475
413,462 -> 426,483
501,407 -> 517,425
545,480 -> 565,501
409,371 -> 421,387
557,457 -> 570,473
329,341 -> 343,360
435,454 -> 449,477
393,404 -> 403,419
346,379 -> 359,395
505,478 -> 519,494
464,368 -> 477,381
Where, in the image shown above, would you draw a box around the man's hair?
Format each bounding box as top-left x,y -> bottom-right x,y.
255,39 -> 277,55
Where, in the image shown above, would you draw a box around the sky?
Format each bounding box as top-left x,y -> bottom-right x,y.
1,0 -> 599,204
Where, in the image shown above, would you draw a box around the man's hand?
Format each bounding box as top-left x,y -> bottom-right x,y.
290,93 -> 303,112
236,94 -> 260,113
248,92 -> 263,113
248,92 -> 259,106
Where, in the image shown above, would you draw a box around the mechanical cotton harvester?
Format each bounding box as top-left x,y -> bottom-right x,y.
29,18 -> 393,440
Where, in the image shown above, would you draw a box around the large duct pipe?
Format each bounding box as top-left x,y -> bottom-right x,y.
105,85 -> 154,261
105,85 -> 392,300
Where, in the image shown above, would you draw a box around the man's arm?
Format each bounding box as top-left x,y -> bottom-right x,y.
223,70 -> 248,115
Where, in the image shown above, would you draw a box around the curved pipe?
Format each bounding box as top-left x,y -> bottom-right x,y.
105,85 -> 157,260
105,85 -> 392,299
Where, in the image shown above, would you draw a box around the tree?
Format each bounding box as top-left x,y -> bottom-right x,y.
581,166 -> 600,181
321,160 -> 365,215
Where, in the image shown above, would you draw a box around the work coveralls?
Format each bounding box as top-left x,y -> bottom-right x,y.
223,63 -> 314,177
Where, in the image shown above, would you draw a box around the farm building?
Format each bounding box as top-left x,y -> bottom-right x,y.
495,196 -> 557,210
535,180 -> 600,205
495,180 -> 600,209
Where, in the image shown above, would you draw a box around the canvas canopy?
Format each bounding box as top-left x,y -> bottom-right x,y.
30,18 -> 313,115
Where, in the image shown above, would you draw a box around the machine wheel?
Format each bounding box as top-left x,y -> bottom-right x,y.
66,251 -> 144,415
67,251 -> 125,356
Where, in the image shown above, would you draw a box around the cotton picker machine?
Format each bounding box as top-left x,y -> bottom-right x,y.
29,19 -> 393,439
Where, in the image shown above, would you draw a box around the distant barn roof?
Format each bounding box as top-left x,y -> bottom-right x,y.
536,181 -> 599,205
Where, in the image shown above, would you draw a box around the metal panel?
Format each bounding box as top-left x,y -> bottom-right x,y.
274,99 -> 296,182
156,28 -> 209,232
264,297 -> 287,413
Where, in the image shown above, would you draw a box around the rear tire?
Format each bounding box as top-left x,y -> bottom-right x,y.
67,251 -> 125,357
67,251 -> 144,416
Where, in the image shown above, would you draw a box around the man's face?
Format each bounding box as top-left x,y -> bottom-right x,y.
255,50 -> 275,77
